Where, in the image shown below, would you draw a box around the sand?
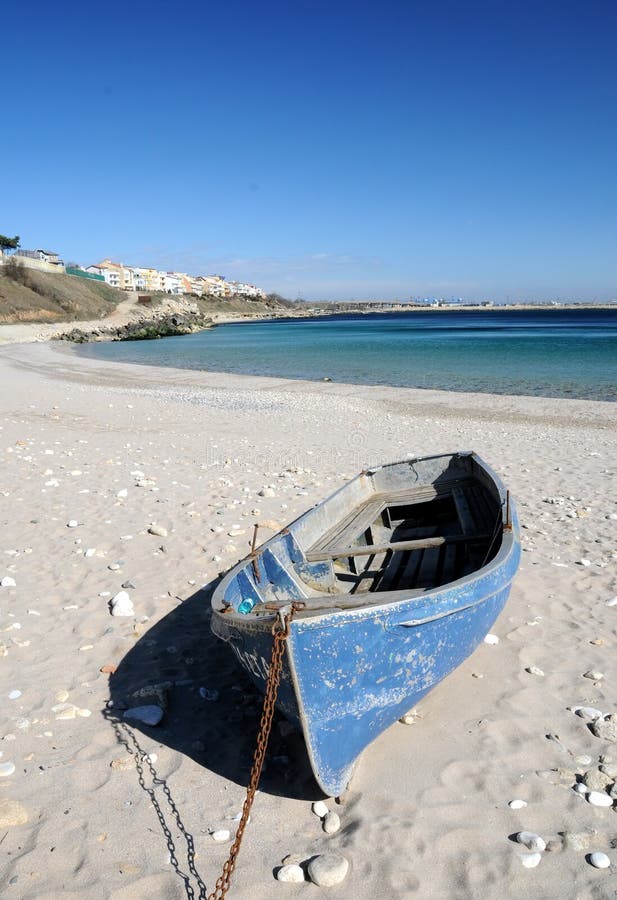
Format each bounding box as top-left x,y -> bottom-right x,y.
0,340 -> 616,899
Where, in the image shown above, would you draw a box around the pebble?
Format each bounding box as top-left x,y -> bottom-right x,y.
592,714 -> 617,743
117,489 -> 128,498
148,525 -> 168,537
0,762 -> 16,777
517,831 -> 546,852
520,853 -> 542,869
110,591 -> 134,617
484,633 -> 499,645
1,576 -> 16,588
124,705 -> 164,726
577,558 -> 591,566
606,597 -> 617,607
211,829 -> 231,842
276,864 -> 305,883
525,666 -> 544,677
399,711 -> 420,724
583,769 -> 613,792
323,811 -> 341,834
583,670 -> 604,681
508,800 -> 528,809
588,852 -> 611,869
573,783 -> 588,795
84,548 -> 96,558
258,487 -> 276,498
67,520 -> 79,528
587,791 -> 613,807
575,755 -> 593,766
574,706 -> 604,721
8,690 -> 22,700
307,852 -> 349,887
312,800 -> 329,818
0,799 -> 28,828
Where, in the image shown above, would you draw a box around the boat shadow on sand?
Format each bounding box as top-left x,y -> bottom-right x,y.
104,580 -> 321,803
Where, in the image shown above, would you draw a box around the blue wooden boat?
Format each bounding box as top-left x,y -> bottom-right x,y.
211,451 -> 520,797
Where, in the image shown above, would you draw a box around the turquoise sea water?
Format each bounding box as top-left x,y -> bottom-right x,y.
78,308 -> 617,401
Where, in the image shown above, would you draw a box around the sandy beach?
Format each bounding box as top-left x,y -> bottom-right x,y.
1,340 -> 616,899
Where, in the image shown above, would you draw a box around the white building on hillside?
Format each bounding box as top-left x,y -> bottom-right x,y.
162,272 -> 184,294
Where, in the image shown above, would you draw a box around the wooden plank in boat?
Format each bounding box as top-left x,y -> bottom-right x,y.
377,549 -> 410,592
309,478 -> 467,555
452,486 -> 476,535
468,484 -> 500,531
414,546 -> 442,588
305,531 -> 491,562
439,541 -> 459,585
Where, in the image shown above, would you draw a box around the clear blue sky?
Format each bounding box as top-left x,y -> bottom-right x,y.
2,0 -> 616,301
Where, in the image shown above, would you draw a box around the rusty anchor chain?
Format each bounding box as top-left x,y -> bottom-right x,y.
207,601 -> 304,900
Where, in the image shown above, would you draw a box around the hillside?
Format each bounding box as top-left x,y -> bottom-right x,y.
0,262 -> 295,327
0,265 -> 121,323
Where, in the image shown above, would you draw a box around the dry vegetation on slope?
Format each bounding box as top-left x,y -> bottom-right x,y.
0,261 -> 295,326
0,263 -> 121,323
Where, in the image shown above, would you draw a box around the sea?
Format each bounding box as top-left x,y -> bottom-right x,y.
77,307 -> 617,401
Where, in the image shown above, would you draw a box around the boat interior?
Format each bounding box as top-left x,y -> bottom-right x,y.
216,464 -> 507,616
306,476 -> 503,596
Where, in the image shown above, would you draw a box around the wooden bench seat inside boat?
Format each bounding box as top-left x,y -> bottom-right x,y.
303,477 -> 501,596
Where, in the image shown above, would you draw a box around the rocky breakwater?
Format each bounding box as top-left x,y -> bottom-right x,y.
55,311 -> 214,343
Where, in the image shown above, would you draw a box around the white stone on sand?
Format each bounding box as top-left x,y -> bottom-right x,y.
588,852 -> 610,869
110,591 -> 134,617
587,791 -> 613,807
276,864 -> 305,883
520,853 -> 542,869
1,576 -> 16,587
323,811 -> 341,834
307,852 -> 349,887
311,800 -> 329,818
484,633 -> 499,645
508,800 -> 528,809
517,832 -> 546,852
211,829 -> 231,842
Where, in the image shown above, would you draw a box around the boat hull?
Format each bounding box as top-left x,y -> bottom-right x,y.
210,451 -> 521,797
211,530 -> 519,797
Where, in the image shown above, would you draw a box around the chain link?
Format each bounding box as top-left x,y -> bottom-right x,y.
207,603 -> 301,900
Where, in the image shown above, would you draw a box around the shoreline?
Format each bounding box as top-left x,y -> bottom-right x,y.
1,298 -> 615,348
5,340 -> 617,428
1,341 -> 616,898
